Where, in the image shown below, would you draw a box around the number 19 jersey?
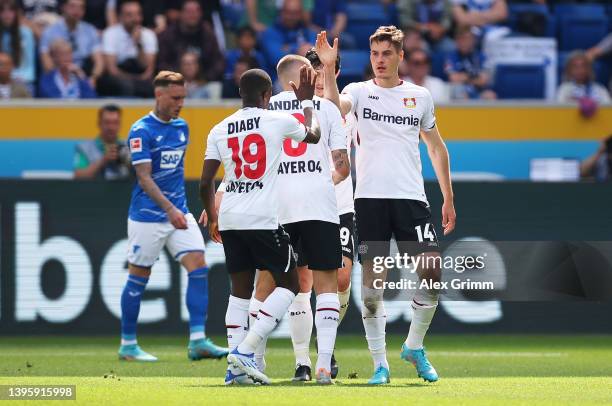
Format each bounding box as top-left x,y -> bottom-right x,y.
205,107 -> 307,231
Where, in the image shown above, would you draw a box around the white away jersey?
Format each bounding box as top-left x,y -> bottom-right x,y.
268,91 -> 346,224
342,79 -> 436,202
334,113 -> 355,215
205,107 -> 306,231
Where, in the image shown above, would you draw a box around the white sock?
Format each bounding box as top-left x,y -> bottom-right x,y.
315,293 -> 340,372
225,295 -> 250,351
238,287 -> 295,354
362,300 -> 388,370
406,289 -> 439,350
249,297 -> 267,371
289,291 -> 313,367
338,284 -> 351,324
121,338 -> 137,346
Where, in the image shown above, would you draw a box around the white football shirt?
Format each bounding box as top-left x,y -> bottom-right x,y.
205,107 -> 306,231
268,91 -> 346,224
333,113 -> 355,215
342,79 -> 436,203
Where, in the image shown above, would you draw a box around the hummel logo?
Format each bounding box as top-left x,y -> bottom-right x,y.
128,291 -> 141,297
368,95 -> 379,100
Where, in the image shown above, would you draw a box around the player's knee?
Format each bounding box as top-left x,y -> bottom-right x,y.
361,291 -> 381,316
419,252 -> 442,283
337,263 -> 352,292
297,266 -> 312,292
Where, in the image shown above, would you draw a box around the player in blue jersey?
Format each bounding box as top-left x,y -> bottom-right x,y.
118,71 -> 228,362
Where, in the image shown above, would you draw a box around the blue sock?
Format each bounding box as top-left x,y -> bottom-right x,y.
120,274 -> 148,345
187,267 -> 209,341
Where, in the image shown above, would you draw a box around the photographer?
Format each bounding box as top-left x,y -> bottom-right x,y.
74,104 -> 131,180
580,135 -> 612,182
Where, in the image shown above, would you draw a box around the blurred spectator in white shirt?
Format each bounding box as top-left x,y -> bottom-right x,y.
400,49 -> 449,103
557,51 -> 611,105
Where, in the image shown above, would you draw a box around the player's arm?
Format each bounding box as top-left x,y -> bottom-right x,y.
199,159 -> 222,243
331,149 -> 350,184
302,105 -> 321,144
198,181 -> 225,225
134,162 -> 187,229
421,125 -> 456,235
328,100 -> 351,184
316,31 -> 353,116
291,65 -> 321,144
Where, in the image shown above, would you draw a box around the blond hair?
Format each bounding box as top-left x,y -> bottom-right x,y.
369,25 -> 404,52
276,54 -> 310,80
153,71 -> 185,88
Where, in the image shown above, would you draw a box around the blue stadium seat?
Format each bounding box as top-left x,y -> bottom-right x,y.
220,2 -> 244,30
338,50 -> 371,90
429,51 -> 448,81
507,4 -> 554,37
553,4 -> 605,18
494,64 -> 546,99
557,14 -> 608,51
345,3 -> 390,50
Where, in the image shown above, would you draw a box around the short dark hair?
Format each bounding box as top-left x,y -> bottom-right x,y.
236,55 -> 260,70
98,104 -> 122,119
153,71 -> 185,88
238,25 -> 257,38
408,49 -> 430,64
239,68 -> 272,102
305,48 -> 341,74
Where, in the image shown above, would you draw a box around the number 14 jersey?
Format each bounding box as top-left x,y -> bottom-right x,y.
205,107 -> 307,231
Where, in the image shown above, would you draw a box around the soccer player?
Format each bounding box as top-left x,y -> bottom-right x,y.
248,54 -> 349,384
119,71 -> 228,362
316,28 -> 456,384
304,48 -> 355,380
199,67 -> 322,385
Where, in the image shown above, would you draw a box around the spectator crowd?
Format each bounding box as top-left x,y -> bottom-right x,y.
0,0 -> 609,104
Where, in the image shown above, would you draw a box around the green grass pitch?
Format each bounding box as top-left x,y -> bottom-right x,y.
1,335 -> 611,405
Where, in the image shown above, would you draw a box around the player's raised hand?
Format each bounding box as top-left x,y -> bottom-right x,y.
167,206 -> 188,230
290,65 -> 317,101
442,201 -> 456,235
315,31 -> 339,68
208,220 -> 222,244
198,209 -> 208,225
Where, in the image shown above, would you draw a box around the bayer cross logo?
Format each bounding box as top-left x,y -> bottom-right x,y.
358,243 -> 368,255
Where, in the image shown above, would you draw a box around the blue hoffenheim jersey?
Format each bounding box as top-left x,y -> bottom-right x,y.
128,112 -> 189,222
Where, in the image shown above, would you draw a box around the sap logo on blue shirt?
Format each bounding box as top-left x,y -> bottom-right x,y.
160,150 -> 184,169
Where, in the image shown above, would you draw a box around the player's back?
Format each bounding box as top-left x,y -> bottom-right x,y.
206,107 -> 306,231
268,91 -> 345,224
128,112 -> 189,222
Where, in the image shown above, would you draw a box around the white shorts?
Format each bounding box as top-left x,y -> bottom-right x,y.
127,213 -> 205,267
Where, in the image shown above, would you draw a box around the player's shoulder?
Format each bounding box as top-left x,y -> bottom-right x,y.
314,96 -> 335,110
341,80 -> 369,94
170,117 -> 188,129
128,114 -> 154,137
263,109 -> 295,122
400,80 -> 433,98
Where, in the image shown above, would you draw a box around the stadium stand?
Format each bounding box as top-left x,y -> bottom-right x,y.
494,64 -> 546,99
